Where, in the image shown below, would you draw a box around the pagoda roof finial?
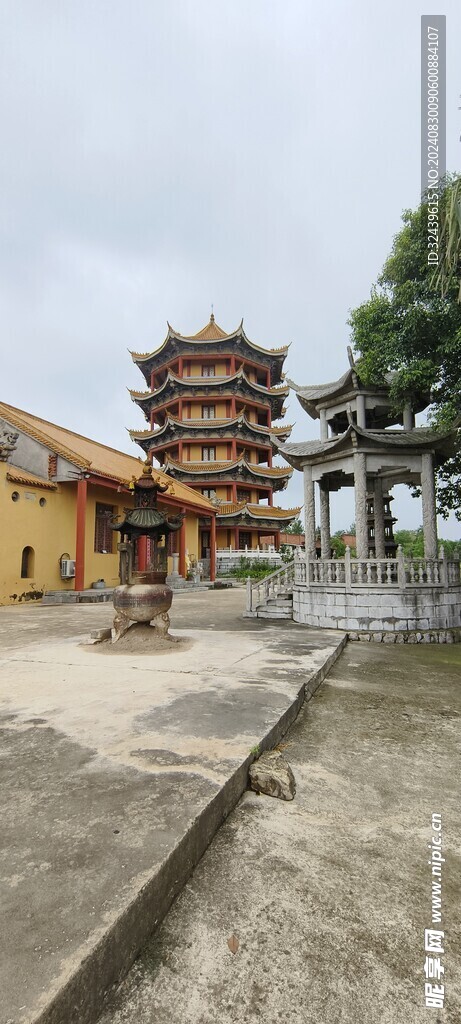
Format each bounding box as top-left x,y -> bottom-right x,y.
210,303 -> 214,323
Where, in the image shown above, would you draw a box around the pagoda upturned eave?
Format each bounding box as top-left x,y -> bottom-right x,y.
128,413 -> 293,453
276,423 -> 458,470
288,371 -> 431,422
162,456 -> 293,492
216,501 -> 303,520
129,316 -> 290,387
215,502 -> 302,528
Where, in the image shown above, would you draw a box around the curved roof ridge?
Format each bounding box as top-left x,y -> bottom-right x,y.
130,318 -> 289,362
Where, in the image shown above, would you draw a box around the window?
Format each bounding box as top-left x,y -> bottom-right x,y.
21,546 -> 35,578
237,489 -> 251,503
203,488 -> 217,499
94,503 -> 114,553
202,365 -> 215,377
202,405 -> 215,419
202,447 -> 215,462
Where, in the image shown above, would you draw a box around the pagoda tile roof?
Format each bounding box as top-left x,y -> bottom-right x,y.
128,413 -> 293,442
277,424 -> 457,464
0,402 -> 214,511
129,367 -> 289,401
6,467 -> 58,490
130,316 -> 290,362
164,455 -> 293,479
216,502 -> 301,520
287,368 -> 355,403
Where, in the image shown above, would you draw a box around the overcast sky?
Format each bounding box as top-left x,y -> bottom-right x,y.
1,1 -> 460,536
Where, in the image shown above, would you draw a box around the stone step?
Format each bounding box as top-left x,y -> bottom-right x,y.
256,607 -> 293,619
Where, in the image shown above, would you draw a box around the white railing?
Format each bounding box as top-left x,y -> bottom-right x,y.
293,546 -> 461,591
217,547 -> 282,573
246,560 -> 295,613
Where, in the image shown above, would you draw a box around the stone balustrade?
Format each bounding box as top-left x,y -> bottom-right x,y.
246,560 -> 295,614
294,546 -> 460,590
292,546 -> 461,632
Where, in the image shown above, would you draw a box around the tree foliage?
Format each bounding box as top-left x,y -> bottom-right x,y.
348,175 -> 461,519
284,518 -> 303,535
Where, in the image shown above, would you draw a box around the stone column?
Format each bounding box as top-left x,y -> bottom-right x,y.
319,479 -> 331,559
403,401 -> 415,431
319,408 -> 328,441
303,464 -> 316,559
353,451 -> 368,559
356,392 -> 366,428
373,477 -> 386,559
421,452 -> 438,559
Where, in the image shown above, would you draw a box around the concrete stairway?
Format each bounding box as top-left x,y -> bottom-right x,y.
253,592 -> 294,619
245,560 -> 295,620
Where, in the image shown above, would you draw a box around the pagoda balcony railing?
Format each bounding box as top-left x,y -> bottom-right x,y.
293,546 -> 461,590
246,559 -> 296,613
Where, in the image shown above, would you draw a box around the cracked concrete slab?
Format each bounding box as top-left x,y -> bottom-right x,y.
0,590 -> 345,1024
98,642 -> 461,1024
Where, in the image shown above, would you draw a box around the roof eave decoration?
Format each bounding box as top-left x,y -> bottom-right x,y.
129,370 -> 289,405
276,423 -> 458,469
130,318 -> 290,365
163,455 -> 293,479
216,503 -> 301,521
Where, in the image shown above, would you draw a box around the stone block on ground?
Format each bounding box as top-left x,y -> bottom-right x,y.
249,750 -> 296,801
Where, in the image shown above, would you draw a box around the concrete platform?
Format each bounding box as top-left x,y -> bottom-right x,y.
98,641 -> 461,1024
0,590 -> 345,1024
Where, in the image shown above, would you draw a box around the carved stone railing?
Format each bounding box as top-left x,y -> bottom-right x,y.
293,546 -> 461,591
246,560 -> 295,613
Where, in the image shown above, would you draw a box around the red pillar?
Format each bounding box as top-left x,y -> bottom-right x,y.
232,482 -> 238,503
138,536 -> 148,572
75,478 -> 87,591
210,514 -> 216,582
178,356 -> 183,378
234,528 -> 239,550
266,368 -> 271,388
231,396 -> 237,417
232,439 -> 237,460
267,447 -> 272,467
230,355 -> 236,375
274,530 -> 280,550
179,509 -> 186,577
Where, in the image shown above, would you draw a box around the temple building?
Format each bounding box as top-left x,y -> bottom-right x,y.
0,402 -> 215,604
129,315 -> 300,557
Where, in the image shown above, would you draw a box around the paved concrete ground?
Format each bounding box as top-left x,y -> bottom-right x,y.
0,591 -> 344,1024
98,642 -> 461,1024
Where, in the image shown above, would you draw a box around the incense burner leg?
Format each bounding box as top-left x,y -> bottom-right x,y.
112,611 -> 131,644
151,610 -> 170,636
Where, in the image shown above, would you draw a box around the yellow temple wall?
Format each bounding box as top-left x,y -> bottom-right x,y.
82,484 -> 128,591
187,400 -> 229,419
186,361 -> 228,378
0,466 -> 207,603
184,513 -> 199,563
0,466 -> 76,604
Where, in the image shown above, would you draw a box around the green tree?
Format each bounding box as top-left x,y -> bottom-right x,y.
285,518 -> 303,535
348,175 -> 461,519
394,528 -> 425,558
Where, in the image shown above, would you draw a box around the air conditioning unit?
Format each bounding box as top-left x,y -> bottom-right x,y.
60,559 -> 76,579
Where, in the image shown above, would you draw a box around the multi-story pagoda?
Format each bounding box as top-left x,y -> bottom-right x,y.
367,491 -> 397,558
129,315 -> 300,557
